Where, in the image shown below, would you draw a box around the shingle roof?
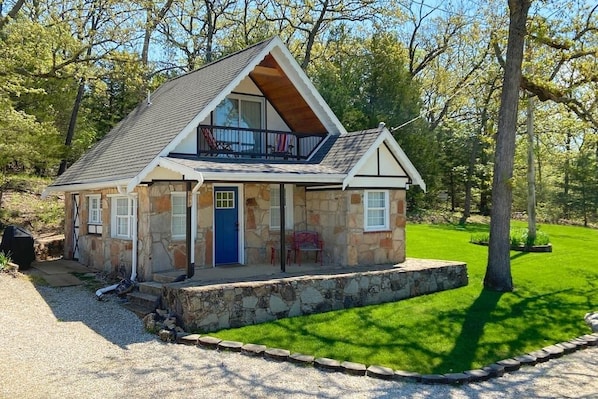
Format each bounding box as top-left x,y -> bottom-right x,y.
316,129 -> 380,173
165,157 -> 343,175
160,128 -> 383,180
51,38 -> 277,188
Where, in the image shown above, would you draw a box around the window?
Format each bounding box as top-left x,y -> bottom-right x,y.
111,196 -> 135,239
87,195 -> 102,234
214,95 -> 264,153
270,184 -> 293,230
364,190 -> 389,232
171,193 -> 186,239
215,190 -> 235,209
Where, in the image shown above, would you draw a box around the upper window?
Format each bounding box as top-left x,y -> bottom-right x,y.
270,184 -> 293,230
171,193 -> 186,239
214,95 -> 264,153
364,190 -> 389,232
87,195 -> 102,234
111,196 -> 135,239
215,95 -> 263,129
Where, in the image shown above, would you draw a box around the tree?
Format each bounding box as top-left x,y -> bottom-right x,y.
484,0 -> 532,292
313,30 -> 439,207
264,0 -> 380,70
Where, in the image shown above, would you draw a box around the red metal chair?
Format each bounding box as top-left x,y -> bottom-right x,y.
201,127 -> 232,155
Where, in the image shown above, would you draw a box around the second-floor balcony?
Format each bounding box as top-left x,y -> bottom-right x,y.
192,125 -> 326,161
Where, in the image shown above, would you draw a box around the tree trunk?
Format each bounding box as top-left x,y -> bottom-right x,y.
485,0 -> 531,292
526,94 -> 536,242
563,132 -> 571,219
58,80 -> 85,176
460,136 -> 478,225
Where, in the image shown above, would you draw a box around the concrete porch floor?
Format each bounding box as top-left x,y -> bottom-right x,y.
152,258 -> 458,288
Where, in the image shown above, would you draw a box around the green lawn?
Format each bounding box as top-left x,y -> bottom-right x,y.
213,222 -> 598,373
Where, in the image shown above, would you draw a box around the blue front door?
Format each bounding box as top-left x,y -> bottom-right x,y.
214,187 -> 239,265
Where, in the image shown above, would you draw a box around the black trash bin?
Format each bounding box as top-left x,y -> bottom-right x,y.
0,225 -> 35,270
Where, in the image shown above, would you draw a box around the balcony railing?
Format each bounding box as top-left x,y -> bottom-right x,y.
193,125 -> 325,160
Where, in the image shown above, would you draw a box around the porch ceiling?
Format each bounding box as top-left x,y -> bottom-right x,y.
250,54 -> 327,135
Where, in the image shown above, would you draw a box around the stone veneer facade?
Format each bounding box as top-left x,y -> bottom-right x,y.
163,260 -> 468,333
64,182 -> 408,281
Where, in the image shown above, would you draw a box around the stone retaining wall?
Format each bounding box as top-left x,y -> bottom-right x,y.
162,260 -> 468,333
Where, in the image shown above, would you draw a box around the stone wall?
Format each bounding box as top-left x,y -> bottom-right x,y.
162,260 -> 468,333
73,187 -> 135,277
244,183 -> 307,264
65,183 -> 409,282
306,189 -> 407,266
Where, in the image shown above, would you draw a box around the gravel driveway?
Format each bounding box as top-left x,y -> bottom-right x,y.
1,273 -> 597,399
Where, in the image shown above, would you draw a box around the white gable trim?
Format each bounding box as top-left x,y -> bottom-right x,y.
128,37 -> 348,191
42,178 -> 130,197
268,43 -> 346,136
342,127 -> 426,191
127,41 -> 280,193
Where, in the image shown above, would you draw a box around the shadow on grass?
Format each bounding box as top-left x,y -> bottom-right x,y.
435,289 -> 503,373
510,251 -> 529,261
425,222 -> 490,234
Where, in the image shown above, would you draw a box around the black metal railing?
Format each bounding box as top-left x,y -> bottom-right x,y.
195,125 -> 325,160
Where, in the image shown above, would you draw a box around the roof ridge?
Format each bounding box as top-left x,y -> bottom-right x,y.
343,128 -> 381,136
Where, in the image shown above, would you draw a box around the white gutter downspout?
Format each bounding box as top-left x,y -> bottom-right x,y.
95,184 -> 138,299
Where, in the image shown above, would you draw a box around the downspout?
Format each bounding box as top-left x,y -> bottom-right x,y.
185,181 -> 193,279
95,184 -> 138,299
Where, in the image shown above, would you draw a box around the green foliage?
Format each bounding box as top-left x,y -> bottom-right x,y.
213,222 -> 596,373
470,228 -> 550,247
0,251 -> 11,270
0,175 -> 64,235
312,30 -> 440,209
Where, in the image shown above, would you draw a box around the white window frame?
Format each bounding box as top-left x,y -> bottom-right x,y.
171,192 -> 187,240
110,196 -> 135,239
87,194 -> 102,235
364,190 -> 390,232
270,184 -> 293,230
215,94 -> 265,129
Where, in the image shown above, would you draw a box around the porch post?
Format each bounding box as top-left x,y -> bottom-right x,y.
186,180 -> 194,278
279,183 -> 286,273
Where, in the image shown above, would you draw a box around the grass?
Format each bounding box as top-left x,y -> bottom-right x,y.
212,221 -> 598,373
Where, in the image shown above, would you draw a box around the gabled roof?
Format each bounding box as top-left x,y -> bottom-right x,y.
47,37 -> 346,192
45,37 -> 424,194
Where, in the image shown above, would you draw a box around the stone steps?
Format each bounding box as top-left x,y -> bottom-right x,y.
124,290 -> 160,318
139,281 -> 164,296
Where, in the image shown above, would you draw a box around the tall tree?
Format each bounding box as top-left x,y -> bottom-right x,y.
485,0 -> 532,292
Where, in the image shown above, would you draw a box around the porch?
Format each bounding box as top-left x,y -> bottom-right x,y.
148,259 -> 468,333
173,125 -> 326,160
